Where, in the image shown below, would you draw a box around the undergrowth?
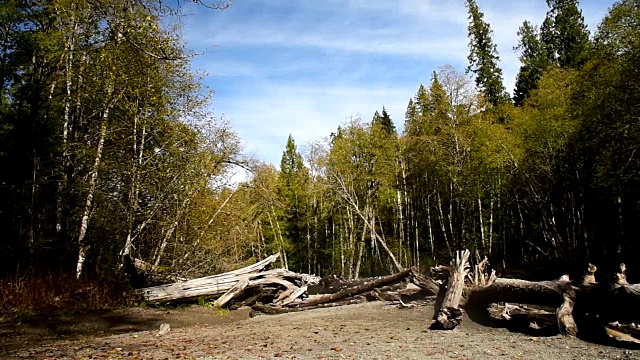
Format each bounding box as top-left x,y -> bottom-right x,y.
0,272 -> 140,322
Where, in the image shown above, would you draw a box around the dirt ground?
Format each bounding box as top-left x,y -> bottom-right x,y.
1,302 -> 639,360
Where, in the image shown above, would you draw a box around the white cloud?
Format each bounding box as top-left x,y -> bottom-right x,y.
192,25 -> 468,60
184,0 -> 615,166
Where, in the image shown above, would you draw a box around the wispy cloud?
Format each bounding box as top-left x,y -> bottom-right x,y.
181,0 -> 615,166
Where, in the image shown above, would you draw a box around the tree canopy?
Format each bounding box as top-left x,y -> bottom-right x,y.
2,0 -> 639,287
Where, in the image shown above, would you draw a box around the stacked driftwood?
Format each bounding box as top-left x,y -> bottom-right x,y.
137,251 -> 640,344
429,250 -> 640,345
137,253 -> 440,313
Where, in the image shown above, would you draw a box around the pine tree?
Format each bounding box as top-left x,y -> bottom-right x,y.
513,21 -> 549,106
465,0 -> 509,107
414,84 -> 430,117
403,98 -> 418,135
372,106 -> 396,136
277,134 -> 310,272
428,73 -> 451,123
542,0 -> 590,68
372,110 -> 381,124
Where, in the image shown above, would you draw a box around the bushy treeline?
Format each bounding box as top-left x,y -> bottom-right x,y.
237,0 -> 640,279
1,0 -> 639,283
0,0 -> 243,279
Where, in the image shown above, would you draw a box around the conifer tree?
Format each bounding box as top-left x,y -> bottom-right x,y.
403,99 -> 418,135
542,0 -> 590,68
513,21 -> 549,106
277,134 -> 310,272
372,106 -> 396,136
465,0 -> 509,107
414,84 -> 430,117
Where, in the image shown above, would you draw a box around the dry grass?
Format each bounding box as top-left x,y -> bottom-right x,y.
0,272 -> 139,322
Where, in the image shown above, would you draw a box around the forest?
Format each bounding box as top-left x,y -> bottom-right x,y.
0,0 -> 639,304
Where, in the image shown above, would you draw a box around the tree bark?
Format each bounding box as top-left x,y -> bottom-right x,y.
431,249 -> 470,330
286,268 -> 413,309
76,118 -> 108,278
138,253 -> 281,302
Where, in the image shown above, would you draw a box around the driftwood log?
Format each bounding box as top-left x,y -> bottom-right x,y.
246,267 -> 439,314
138,251 -> 440,314
425,250 -> 640,342
214,269 -> 314,308
465,263 -> 640,338
286,268 -> 414,309
430,250 -> 470,330
138,248 -> 640,345
138,253 -> 282,302
309,275 -> 406,295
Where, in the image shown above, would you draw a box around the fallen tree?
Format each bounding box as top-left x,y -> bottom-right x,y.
423,250 -> 640,345
213,268 -> 313,308
247,267 -> 439,315
137,249 -> 640,346
285,268 -> 414,309
138,253 -> 284,302
464,260 -> 640,338
136,253 -> 438,311
430,250 -> 471,330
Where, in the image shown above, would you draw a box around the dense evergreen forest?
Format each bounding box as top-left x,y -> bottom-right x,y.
1,0 -> 639,284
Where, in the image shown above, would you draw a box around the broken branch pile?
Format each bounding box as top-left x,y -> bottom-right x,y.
137,254 -> 440,314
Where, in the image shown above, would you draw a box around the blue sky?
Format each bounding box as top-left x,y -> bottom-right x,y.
179,0 -> 614,166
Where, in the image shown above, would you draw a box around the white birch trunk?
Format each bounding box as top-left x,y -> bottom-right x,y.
76,116 -> 109,278
478,193 -> 485,251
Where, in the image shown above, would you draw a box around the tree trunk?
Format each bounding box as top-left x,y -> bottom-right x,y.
76,117 -> 108,278
466,277 -> 578,336
286,268 -> 413,309
138,253 -> 281,302
431,249 -> 470,330
478,193 -> 485,251
437,191 -> 453,257
122,108 -> 146,261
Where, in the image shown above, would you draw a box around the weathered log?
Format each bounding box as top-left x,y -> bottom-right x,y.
213,278 -> 251,308
410,272 -> 440,295
466,275 -> 640,338
229,288 -> 279,310
577,263 -> 597,285
137,254 -> 281,302
466,277 -> 578,335
276,285 -> 307,306
616,263 -> 628,285
273,287 -> 296,305
309,276 -> 402,295
431,249 -> 470,330
286,268 -> 413,308
214,273 -> 305,308
251,296 -> 368,316
468,255 -> 495,287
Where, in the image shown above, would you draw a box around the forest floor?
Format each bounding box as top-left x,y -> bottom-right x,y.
1,301 -> 639,360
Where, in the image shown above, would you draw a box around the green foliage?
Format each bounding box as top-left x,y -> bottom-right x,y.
277,135 -> 311,272
513,21 -> 550,106
542,0 -> 591,67
228,0 -> 640,274
0,0 -> 241,280
372,107 -> 397,136
465,0 -> 509,107
2,0 -> 639,287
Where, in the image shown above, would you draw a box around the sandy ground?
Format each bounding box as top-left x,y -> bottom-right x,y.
1,302 -> 639,359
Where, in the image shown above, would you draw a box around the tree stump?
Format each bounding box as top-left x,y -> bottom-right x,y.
430,249 -> 470,330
